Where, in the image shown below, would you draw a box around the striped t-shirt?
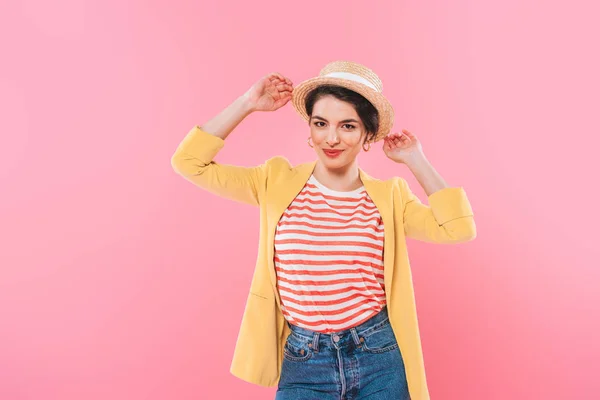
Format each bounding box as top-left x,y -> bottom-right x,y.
274,174 -> 386,333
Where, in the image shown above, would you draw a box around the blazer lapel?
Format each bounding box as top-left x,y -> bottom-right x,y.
266,161 -> 396,310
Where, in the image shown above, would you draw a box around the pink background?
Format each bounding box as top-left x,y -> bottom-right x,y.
1,1 -> 598,399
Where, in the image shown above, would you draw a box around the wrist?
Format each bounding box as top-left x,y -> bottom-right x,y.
239,93 -> 257,115
404,152 -> 429,170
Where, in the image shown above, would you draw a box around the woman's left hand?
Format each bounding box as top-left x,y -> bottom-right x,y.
382,129 -> 425,165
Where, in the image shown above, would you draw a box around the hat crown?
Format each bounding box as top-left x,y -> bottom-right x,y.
319,61 -> 383,93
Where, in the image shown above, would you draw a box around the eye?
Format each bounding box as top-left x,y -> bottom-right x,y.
314,121 -> 326,127
343,124 -> 356,130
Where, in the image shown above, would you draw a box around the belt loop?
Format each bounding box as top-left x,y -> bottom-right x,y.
313,332 -> 320,352
350,327 -> 361,345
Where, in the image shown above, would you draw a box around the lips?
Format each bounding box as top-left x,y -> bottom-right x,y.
323,149 -> 343,154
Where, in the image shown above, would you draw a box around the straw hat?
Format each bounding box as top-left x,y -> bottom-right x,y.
291,60 -> 395,143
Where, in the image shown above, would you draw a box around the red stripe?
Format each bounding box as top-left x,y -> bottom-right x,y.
281,212 -> 380,225
278,284 -> 385,297
282,306 -> 384,329
274,256 -> 383,268
293,195 -> 378,210
280,292 -> 385,307
287,204 -> 380,218
274,238 -> 383,251
275,228 -> 383,241
275,248 -> 383,261
277,219 -> 384,232
282,298 -> 382,317
276,274 -> 382,287
301,185 -> 369,201
275,266 -> 383,279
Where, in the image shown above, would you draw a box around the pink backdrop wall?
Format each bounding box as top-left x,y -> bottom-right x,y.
1,1 -> 598,399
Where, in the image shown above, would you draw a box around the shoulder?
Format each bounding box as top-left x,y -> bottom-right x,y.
261,155 -> 293,176
364,174 -> 410,201
263,155 -> 309,176
264,155 -> 292,169
359,168 -> 406,191
253,155 -> 294,184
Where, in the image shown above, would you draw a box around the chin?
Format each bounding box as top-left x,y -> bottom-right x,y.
323,157 -> 348,169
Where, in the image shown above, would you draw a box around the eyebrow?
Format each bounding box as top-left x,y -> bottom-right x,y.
311,115 -> 360,124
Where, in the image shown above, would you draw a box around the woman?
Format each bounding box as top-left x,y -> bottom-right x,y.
171,61 -> 476,400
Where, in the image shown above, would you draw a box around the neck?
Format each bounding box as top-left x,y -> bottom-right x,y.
312,160 -> 363,192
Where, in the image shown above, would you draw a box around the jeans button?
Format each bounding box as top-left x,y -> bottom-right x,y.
333,334 -> 340,343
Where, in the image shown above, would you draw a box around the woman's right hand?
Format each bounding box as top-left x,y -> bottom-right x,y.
243,72 -> 294,112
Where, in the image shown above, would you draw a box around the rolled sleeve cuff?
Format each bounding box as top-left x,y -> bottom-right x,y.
181,125 -> 226,163
428,187 -> 474,225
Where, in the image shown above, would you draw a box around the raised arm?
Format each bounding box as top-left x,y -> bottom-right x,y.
170,72 -> 294,206
399,178 -> 476,244
171,124 -> 269,206
382,129 -> 476,244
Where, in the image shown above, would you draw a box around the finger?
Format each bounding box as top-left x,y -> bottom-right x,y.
384,139 -> 392,151
273,72 -> 286,82
276,82 -> 293,91
268,73 -> 285,83
392,132 -> 404,143
276,73 -> 292,86
383,137 -> 390,150
274,94 -> 292,108
402,130 -> 415,139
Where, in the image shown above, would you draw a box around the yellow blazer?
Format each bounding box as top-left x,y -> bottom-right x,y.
171,125 -> 477,400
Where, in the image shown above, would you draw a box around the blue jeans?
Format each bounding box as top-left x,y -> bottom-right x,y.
275,306 -> 410,400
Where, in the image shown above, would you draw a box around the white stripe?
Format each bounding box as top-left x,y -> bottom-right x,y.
276,243 -> 381,255
289,196 -> 377,212
278,285 -> 385,298
278,216 -> 382,230
280,288 -> 385,304
275,234 -> 383,247
275,253 -> 383,264
276,225 -> 383,235
282,297 -> 381,313
282,209 -> 380,220
277,267 -> 384,277
324,71 -> 378,90
283,301 -> 379,319
276,271 -> 383,282
285,308 -> 379,329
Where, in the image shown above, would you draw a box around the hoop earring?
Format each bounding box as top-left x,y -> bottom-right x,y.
362,141 -> 371,152
307,137 -> 313,148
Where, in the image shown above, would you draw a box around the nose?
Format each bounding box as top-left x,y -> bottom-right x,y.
326,128 -> 339,146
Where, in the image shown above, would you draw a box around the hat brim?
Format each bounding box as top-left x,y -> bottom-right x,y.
291,77 -> 395,143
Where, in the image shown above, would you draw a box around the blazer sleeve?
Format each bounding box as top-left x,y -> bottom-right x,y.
170,125 -> 268,207
398,177 -> 477,244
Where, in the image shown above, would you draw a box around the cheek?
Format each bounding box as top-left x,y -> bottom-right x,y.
345,138 -> 362,152
309,128 -> 323,143
350,145 -> 362,155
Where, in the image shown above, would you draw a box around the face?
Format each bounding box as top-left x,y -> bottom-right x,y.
309,95 -> 368,171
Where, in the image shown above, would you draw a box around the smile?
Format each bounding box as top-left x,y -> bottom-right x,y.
323,149 -> 344,158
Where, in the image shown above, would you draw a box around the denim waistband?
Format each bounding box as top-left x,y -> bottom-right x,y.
286,305 -> 390,339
